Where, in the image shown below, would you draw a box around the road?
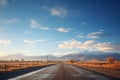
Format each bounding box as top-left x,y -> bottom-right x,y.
9,63 -> 115,80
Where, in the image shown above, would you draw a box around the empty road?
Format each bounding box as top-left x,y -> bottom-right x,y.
9,63 -> 115,80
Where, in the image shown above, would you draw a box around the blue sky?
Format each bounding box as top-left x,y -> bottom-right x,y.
0,0 -> 120,56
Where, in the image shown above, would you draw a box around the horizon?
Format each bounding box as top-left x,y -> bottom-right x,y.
0,51 -> 120,61
0,0 -> 120,57
1,50 -> 120,57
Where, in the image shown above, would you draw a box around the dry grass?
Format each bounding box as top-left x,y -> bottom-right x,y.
66,61 -> 120,79
0,61 -> 57,72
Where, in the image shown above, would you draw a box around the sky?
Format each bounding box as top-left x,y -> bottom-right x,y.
0,0 -> 120,57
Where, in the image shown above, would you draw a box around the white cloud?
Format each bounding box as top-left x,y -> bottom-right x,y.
0,0 -> 7,6
49,7 -> 67,17
23,39 -> 45,45
95,42 -> 120,51
59,39 -> 81,48
87,30 -> 110,39
58,39 -> 120,52
53,51 -> 78,57
30,20 -> 49,30
56,28 -> 71,32
0,40 -> 11,45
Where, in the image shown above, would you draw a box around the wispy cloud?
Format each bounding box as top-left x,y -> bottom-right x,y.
87,30 -> 110,39
0,18 -> 18,24
78,32 -> 84,38
46,7 -> 67,17
56,27 -> 72,32
30,19 -> 49,30
78,30 -> 111,39
23,39 -> 45,45
58,39 -> 120,52
5,18 -> 18,24
0,40 -> 11,46
80,22 -> 87,26
0,0 -> 7,6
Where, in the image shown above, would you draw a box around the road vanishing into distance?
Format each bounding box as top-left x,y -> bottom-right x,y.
9,63 -> 115,80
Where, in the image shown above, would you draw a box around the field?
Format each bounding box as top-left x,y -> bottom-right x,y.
0,61 -> 57,72
0,60 -> 120,79
66,61 -> 120,79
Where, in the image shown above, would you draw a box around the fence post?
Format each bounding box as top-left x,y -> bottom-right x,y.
4,64 -> 7,71
19,62 -> 21,68
32,61 -> 34,67
26,63 -> 28,68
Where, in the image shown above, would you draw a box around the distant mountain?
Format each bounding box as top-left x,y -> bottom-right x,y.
60,51 -> 120,61
0,53 -> 32,61
0,53 -> 59,61
33,54 -> 59,61
0,52 -> 120,61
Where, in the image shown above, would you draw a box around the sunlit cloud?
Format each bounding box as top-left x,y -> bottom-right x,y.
56,27 -> 71,32
0,0 -> 7,6
95,42 -> 120,51
30,19 -> 49,30
58,39 -> 120,52
0,40 -> 11,46
0,50 -> 9,57
53,51 -> 78,57
59,39 -> 81,48
23,39 -> 45,45
48,7 -> 67,17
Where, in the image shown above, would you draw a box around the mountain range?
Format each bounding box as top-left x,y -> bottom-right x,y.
0,51 -> 120,61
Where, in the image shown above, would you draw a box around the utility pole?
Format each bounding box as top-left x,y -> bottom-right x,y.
47,55 -> 48,64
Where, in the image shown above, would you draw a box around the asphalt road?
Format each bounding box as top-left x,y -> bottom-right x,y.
9,63 -> 116,80
0,65 -> 51,80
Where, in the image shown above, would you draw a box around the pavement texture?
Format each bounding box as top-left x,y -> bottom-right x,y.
10,63 -> 114,80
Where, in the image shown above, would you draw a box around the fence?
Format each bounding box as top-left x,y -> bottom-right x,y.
0,61 -> 54,71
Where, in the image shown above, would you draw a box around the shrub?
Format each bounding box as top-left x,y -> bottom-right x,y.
106,57 -> 115,63
70,59 -> 74,63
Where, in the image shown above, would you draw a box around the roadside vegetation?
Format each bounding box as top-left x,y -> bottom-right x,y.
66,57 -> 120,79
0,59 -> 58,72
